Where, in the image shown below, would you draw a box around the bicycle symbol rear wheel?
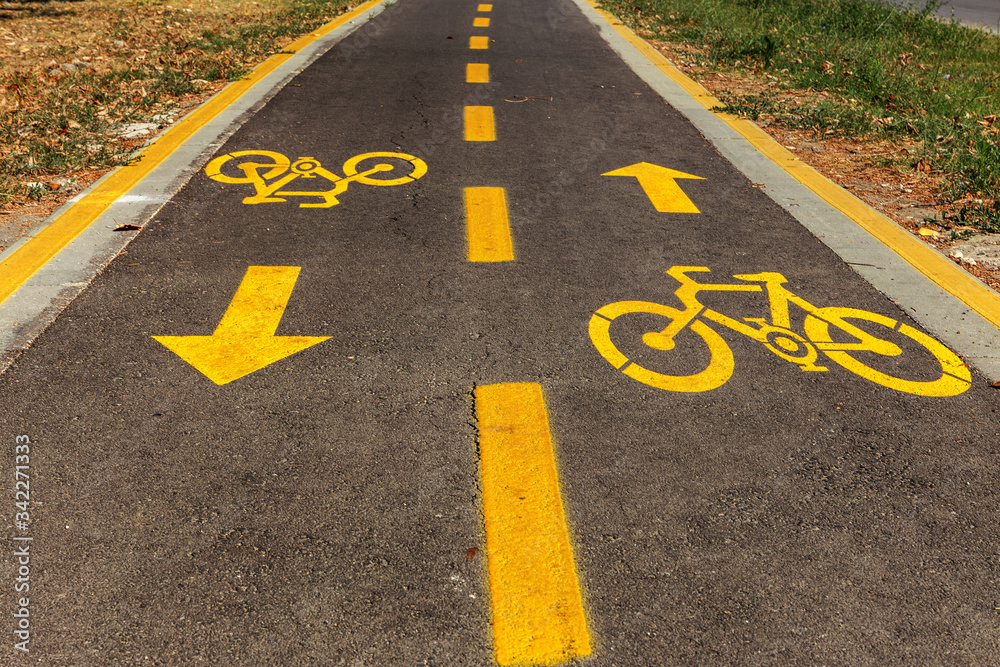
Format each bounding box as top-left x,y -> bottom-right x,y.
589,301 -> 735,393
342,152 -> 427,186
804,307 -> 971,397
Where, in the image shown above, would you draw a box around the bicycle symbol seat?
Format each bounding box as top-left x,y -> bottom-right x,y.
204,150 -> 427,208
589,266 -> 971,397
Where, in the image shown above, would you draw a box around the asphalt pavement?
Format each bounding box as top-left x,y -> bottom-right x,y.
2,0 -> 1000,664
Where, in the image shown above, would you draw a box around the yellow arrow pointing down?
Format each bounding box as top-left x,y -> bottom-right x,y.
602,162 -> 705,213
153,266 -> 329,385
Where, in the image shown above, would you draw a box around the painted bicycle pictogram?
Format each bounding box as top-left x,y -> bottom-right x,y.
589,266 -> 971,397
204,150 -> 427,208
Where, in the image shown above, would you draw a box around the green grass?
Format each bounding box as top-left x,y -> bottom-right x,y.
601,0 -> 1000,229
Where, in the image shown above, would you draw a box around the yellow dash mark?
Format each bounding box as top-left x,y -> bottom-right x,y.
478,3 -> 493,11
474,17 -> 491,27
475,383 -> 592,666
467,63 -> 490,83
465,187 -> 514,262
464,106 -> 496,142
470,35 -> 490,49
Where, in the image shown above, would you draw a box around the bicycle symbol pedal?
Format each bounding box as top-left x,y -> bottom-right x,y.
589,266 -> 972,397
204,150 -> 427,208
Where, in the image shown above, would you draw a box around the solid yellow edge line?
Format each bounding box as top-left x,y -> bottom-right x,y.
465,187 -> 514,262
585,0 -> 1000,333
0,0 -> 385,306
475,382 -> 592,666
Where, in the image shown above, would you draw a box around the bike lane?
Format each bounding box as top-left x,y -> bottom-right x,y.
2,0 -> 1000,663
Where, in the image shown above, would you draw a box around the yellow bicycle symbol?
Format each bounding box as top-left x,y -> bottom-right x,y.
204,150 -> 427,208
589,266 -> 971,397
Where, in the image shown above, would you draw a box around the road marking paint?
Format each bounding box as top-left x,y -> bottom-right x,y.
589,266 -> 971,397
470,35 -> 490,49
478,3 -> 493,11
205,150 -> 427,208
603,162 -> 704,213
467,63 -> 490,83
583,0 -> 1000,336
465,187 -> 514,262
464,106 -> 496,142
152,266 -> 329,385
475,382 -> 592,666
474,17 -> 491,27
0,0 -> 386,308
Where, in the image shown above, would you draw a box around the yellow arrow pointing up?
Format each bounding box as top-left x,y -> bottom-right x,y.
602,162 -> 705,213
153,266 -> 329,385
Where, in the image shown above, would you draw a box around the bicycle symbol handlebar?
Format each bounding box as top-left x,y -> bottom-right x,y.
204,150 -> 427,208
589,266 -> 971,397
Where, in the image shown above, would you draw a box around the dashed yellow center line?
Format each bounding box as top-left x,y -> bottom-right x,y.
474,16 -> 491,27
470,35 -> 490,49
464,106 -> 496,141
465,187 -> 513,262
477,3 -> 493,11
475,382 -> 592,666
466,63 -> 490,83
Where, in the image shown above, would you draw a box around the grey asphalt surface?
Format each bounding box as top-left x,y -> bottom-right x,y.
3,0 -> 1000,663
936,0 -> 1000,30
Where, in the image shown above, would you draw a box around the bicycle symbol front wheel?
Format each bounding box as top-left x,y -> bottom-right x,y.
589,301 -> 735,393
342,152 -> 427,186
804,307 -> 971,397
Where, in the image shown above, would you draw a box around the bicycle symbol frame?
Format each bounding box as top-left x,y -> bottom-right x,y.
589,266 -> 971,397
204,150 -> 427,208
